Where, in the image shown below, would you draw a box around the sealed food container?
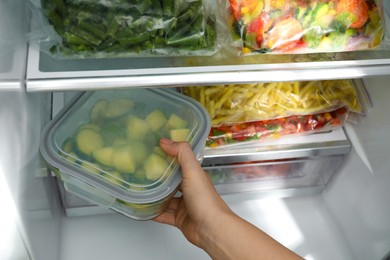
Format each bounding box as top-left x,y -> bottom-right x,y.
221,0 -> 385,54
40,88 -> 211,220
34,0 -> 221,58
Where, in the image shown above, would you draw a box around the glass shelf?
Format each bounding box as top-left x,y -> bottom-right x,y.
25,7 -> 390,92
26,45 -> 390,92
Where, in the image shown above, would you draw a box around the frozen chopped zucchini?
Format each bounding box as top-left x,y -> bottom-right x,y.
145,109 -> 168,132
145,132 -> 160,147
103,171 -> 123,186
112,137 -> 128,146
101,123 -> 126,146
76,128 -> 104,156
80,123 -> 101,132
64,152 -> 78,164
126,116 -> 151,140
112,146 -> 137,174
167,114 -> 189,129
152,146 -> 166,158
67,94 -> 195,187
90,99 -> 109,124
144,153 -> 169,181
170,128 -> 191,142
62,138 -> 74,153
92,147 -> 114,167
81,161 -> 101,174
104,98 -> 134,119
134,168 -> 147,181
122,168 -> 148,189
129,141 -> 149,164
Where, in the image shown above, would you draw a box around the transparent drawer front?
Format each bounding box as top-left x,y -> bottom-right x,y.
204,155 -> 345,195
57,155 -> 345,216
56,177 -> 112,217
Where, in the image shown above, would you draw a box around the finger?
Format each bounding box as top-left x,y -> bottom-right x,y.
159,138 -> 182,156
166,197 -> 181,211
153,211 -> 176,227
159,139 -> 204,179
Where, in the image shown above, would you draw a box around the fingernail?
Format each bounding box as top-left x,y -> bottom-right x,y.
160,138 -> 174,145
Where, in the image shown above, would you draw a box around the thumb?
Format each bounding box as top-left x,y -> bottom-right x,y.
159,138 -> 204,179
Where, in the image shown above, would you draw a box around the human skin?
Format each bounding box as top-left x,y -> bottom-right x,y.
154,138 -> 303,260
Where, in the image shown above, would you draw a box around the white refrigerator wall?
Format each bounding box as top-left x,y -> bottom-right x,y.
0,0 -> 28,87
1,0 -> 63,259
0,91 -> 62,260
323,76 -> 390,260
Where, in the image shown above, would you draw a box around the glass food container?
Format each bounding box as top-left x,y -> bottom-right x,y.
40,88 -> 211,220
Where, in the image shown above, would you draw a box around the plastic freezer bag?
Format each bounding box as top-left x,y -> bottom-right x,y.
221,0 -> 385,54
182,80 -> 363,126
206,106 -> 348,148
31,0 -> 221,58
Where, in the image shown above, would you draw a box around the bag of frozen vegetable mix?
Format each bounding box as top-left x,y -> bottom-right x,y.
221,0 -> 385,54
29,0 -> 222,58
206,107 -> 348,148
183,79 -> 370,148
182,80 -> 365,126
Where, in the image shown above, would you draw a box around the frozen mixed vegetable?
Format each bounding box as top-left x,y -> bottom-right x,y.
225,0 -> 384,54
206,107 -> 347,148
183,80 -> 361,126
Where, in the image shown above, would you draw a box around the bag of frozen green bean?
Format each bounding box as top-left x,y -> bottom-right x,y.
29,0 -> 224,58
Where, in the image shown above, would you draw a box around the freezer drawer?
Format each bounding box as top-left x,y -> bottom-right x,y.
57,155 -> 347,216
202,126 -> 351,165
56,177 -> 111,216
204,155 -> 345,195
50,88 -> 352,216
200,127 -> 351,197
56,127 -> 350,217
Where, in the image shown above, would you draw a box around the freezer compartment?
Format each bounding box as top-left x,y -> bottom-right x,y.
204,155 -> 345,195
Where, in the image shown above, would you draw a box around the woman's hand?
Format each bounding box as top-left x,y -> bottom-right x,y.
154,138 -> 303,260
153,138 -> 232,247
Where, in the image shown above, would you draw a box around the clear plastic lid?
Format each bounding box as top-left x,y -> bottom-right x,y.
40,88 -> 211,203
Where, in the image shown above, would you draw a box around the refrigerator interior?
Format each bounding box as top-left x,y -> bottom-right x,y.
55,77 -> 390,260
0,0 -> 390,259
